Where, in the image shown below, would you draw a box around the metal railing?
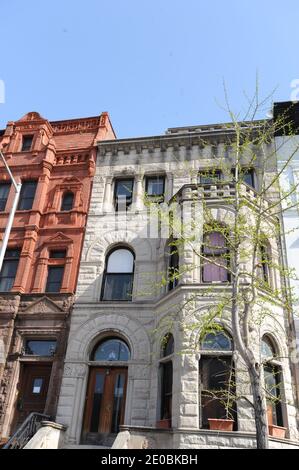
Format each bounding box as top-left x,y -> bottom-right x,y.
2,413 -> 51,449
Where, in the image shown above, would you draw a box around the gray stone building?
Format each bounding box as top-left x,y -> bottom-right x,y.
56,120 -> 299,449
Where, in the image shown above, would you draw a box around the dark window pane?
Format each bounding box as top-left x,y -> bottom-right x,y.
146,176 -> 165,198
0,183 -> 10,211
242,169 -> 254,187
102,273 -> 133,301
18,181 -> 37,210
200,356 -> 237,428
25,340 -> 57,356
168,241 -> 179,291
202,332 -> 232,351
21,135 -> 33,152
0,249 -> 20,291
61,192 -> 74,211
90,372 -> 105,432
232,168 -> 255,188
199,170 -> 221,185
45,266 -> 64,292
111,373 -> 126,433
92,339 -> 130,361
258,244 -> 270,284
162,334 -> 174,358
160,361 -> 173,420
261,337 -> 276,359
49,250 -> 66,259
114,179 -> 134,210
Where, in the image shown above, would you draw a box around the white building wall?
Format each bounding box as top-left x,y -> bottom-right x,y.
56,131 -> 299,447
276,135 -> 299,337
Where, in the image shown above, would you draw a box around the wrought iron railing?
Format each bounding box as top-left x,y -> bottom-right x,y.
2,412 -> 51,449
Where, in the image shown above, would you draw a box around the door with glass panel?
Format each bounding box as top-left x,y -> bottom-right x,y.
83,367 -> 128,440
13,364 -> 52,431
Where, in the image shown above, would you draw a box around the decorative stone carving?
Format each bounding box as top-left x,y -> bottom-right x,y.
22,297 -> 64,314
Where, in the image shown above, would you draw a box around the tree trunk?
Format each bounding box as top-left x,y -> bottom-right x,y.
248,363 -> 269,449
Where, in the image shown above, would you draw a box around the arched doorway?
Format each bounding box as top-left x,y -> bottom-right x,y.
82,337 -> 130,445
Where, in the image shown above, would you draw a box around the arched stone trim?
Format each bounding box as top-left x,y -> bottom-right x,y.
186,305 -> 233,352
66,313 -> 151,362
208,206 -> 235,227
259,322 -> 289,360
85,229 -> 153,264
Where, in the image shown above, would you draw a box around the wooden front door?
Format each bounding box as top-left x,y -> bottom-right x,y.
14,364 -> 52,429
83,367 -> 127,439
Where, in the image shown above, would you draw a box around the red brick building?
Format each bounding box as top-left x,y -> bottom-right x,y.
0,111 -> 115,439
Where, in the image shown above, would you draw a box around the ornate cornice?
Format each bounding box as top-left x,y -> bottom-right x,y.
97,120 -> 268,156
51,117 -> 101,134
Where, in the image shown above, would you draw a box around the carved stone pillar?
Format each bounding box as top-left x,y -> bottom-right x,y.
31,251 -> 48,293
132,174 -> 144,211
102,177 -> 113,213
13,229 -> 37,293
61,246 -> 74,293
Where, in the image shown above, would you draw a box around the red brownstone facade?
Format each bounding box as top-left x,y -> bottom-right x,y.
0,111 -> 115,439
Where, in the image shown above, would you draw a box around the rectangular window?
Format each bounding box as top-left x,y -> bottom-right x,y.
231,168 -> 255,188
146,176 -> 165,201
49,250 -> 67,259
45,266 -> 64,292
200,356 -> 236,429
160,361 -> 173,420
17,181 -> 37,210
0,183 -> 10,211
21,135 -> 34,152
32,378 -> 43,394
202,232 -> 229,282
25,340 -> 57,356
102,274 -> 133,301
264,364 -> 283,427
0,249 -> 20,291
199,170 -> 221,185
114,179 -> 134,211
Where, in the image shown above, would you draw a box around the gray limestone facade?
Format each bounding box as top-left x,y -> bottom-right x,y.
56,122 -> 299,449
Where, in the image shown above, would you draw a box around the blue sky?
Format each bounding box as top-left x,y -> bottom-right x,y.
0,0 -> 298,138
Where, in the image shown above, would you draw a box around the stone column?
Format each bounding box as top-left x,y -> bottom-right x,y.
13,229 -> 37,293
58,363 -> 88,445
102,177 -> 113,213
31,164 -> 51,214
173,329 -> 199,430
61,246 -> 74,293
132,174 -> 144,212
31,250 -> 48,292
166,173 -> 174,202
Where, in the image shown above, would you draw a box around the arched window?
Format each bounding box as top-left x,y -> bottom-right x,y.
61,192 -> 74,211
161,333 -> 174,358
199,330 -> 237,429
261,335 -> 284,430
202,231 -> 230,283
167,239 -> 179,291
202,331 -> 232,351
261,335 -> 276,359
159,334 -> 174,426
101,247 -> 134,301
91,338 -> 130,361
